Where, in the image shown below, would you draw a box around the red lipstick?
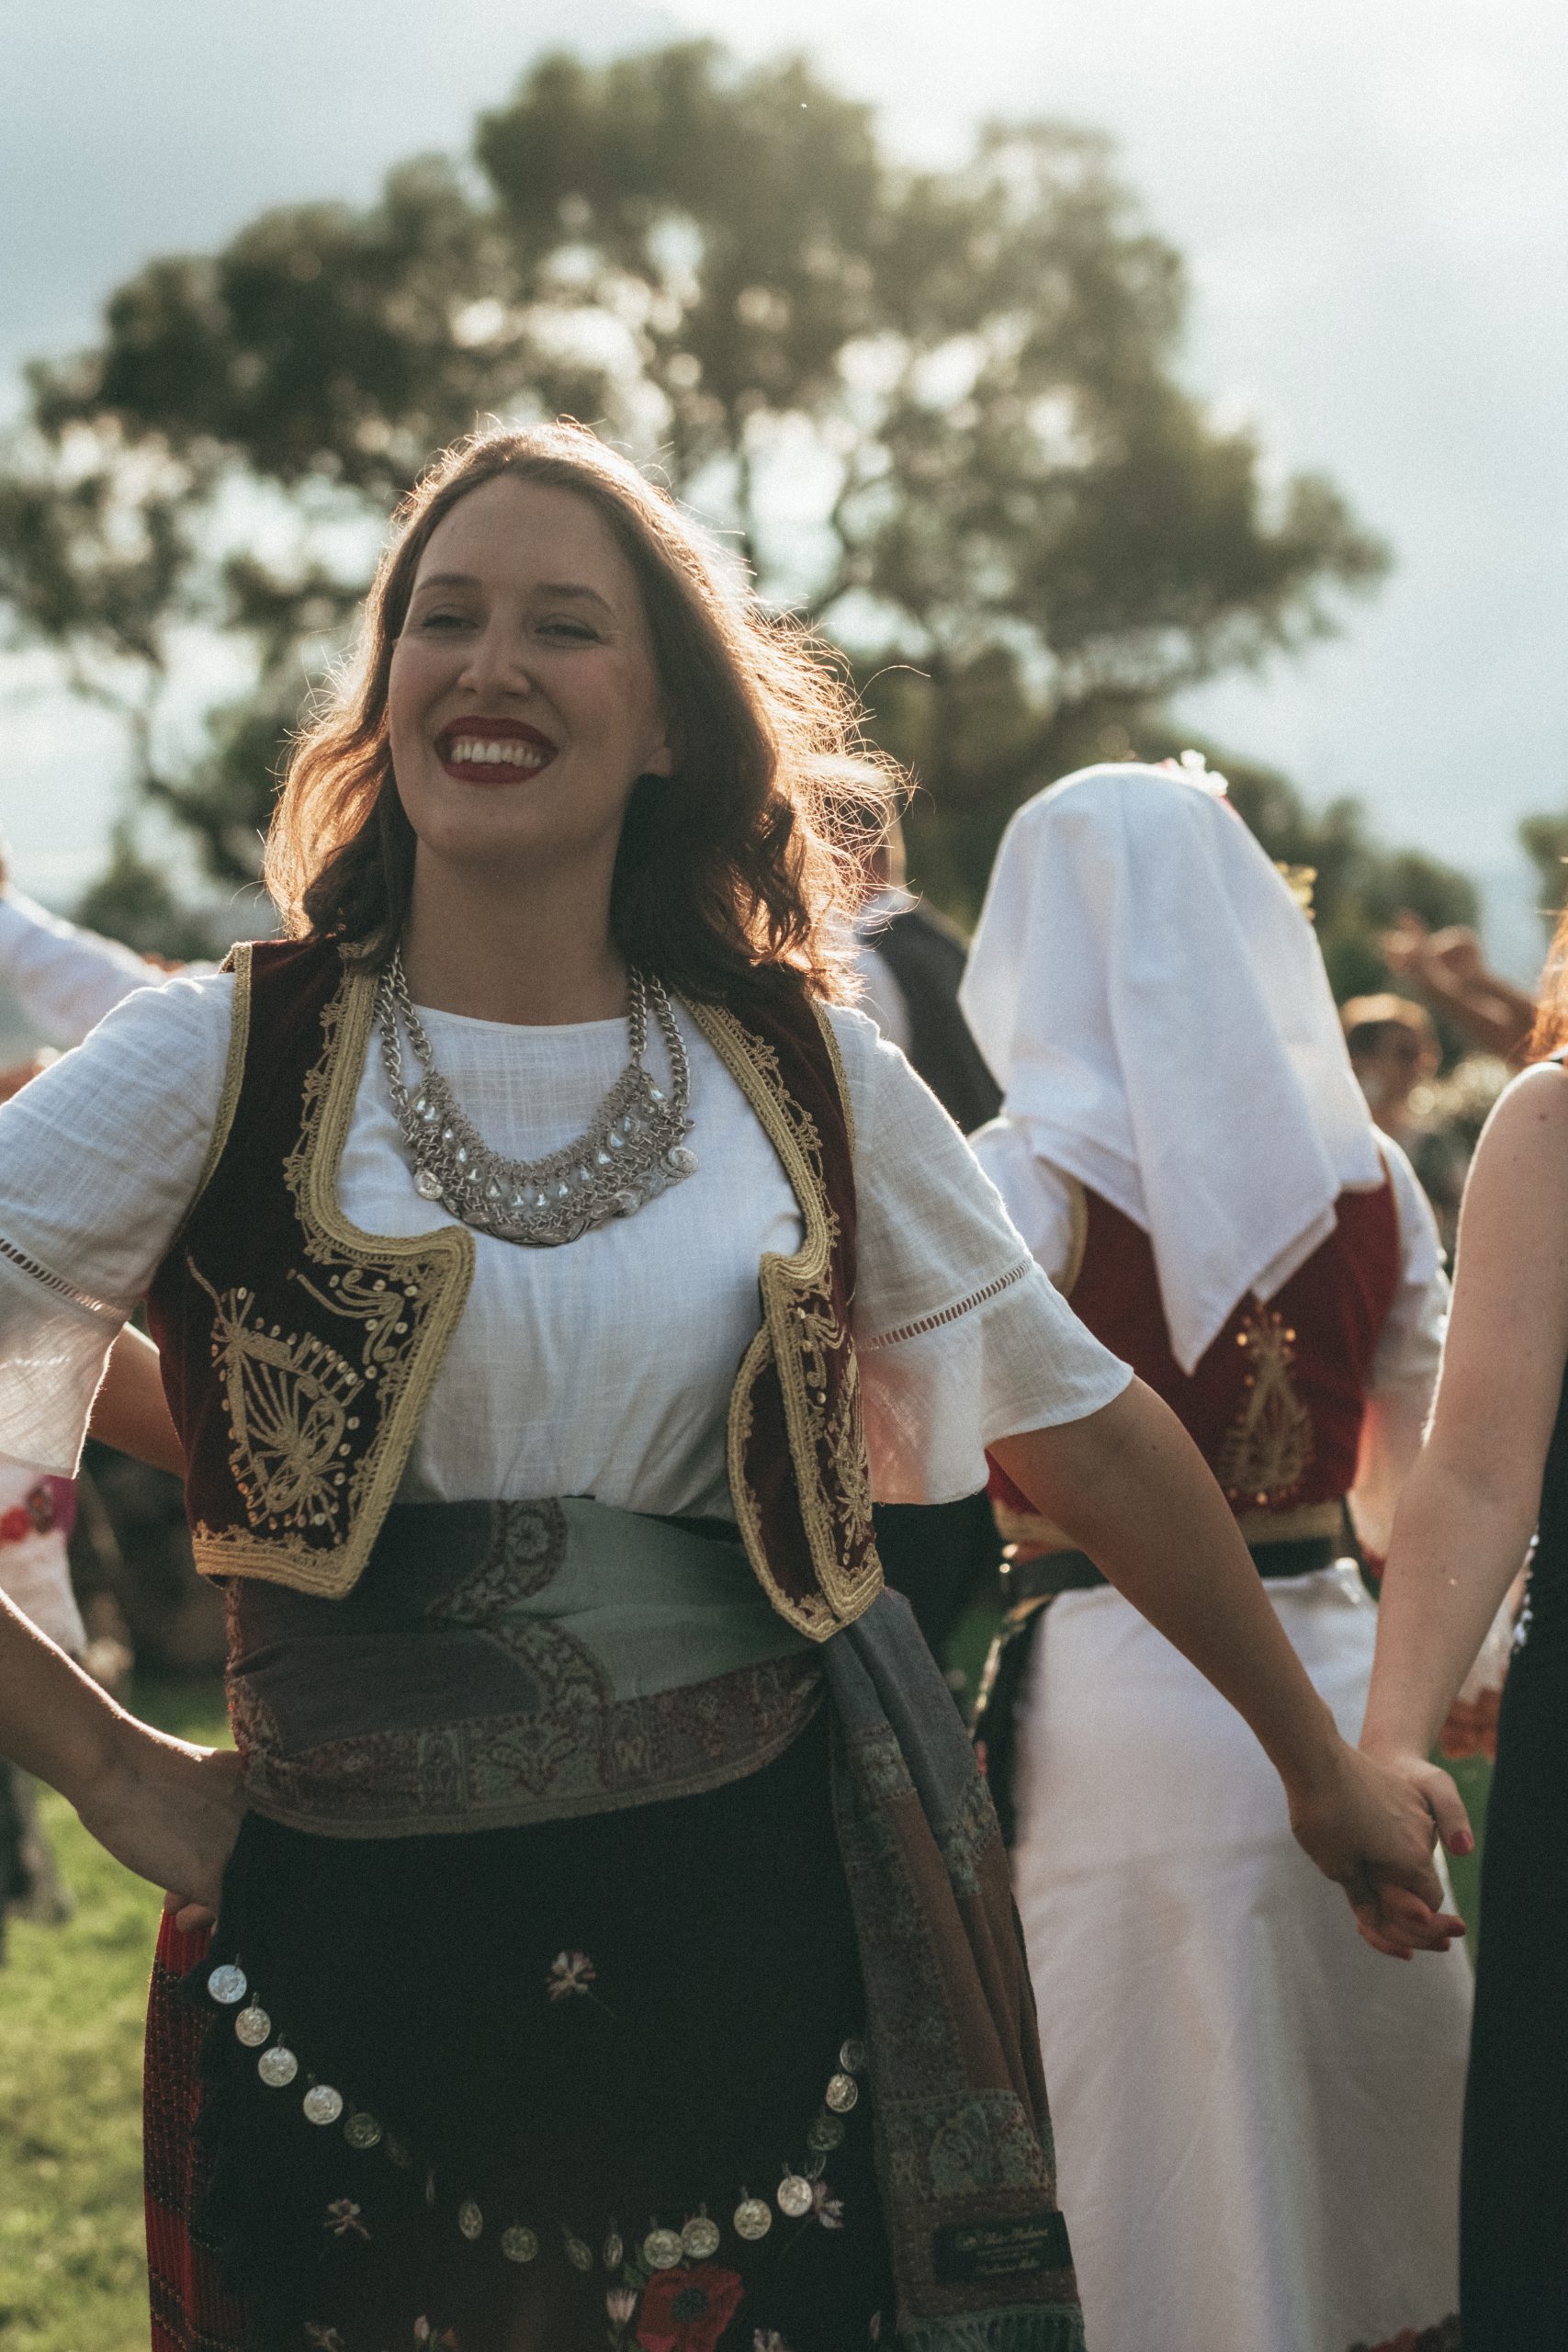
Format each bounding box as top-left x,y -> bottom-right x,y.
434,718 -> 558,781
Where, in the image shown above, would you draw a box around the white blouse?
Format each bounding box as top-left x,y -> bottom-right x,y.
971,1115 -> 1448,1557
0,976 -> 1129,1518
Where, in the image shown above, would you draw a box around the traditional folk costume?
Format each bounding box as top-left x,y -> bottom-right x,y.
961,763 -> 1472,2352
0,936 -> 1131,2352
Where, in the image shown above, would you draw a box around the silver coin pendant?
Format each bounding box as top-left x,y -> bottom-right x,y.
732,2197 -> 773,2242
682,2215 -> 721,2260
777,2174 -> 815,2219
825,2071 -> 860,2114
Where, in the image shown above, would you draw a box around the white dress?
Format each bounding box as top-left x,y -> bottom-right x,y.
974,1121 -> 1473,2352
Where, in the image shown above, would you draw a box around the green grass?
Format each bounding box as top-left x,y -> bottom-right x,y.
0,1677 -> 227,2352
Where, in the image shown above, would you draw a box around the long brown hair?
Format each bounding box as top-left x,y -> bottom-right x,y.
1532,906 -> 1568,1058
265,423 -> 900,1003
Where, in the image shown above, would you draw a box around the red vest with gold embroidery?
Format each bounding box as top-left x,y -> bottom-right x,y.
144,939 -> 882,1640
992,1178 -> 1400,1542
1070,1182 -> 1400,1510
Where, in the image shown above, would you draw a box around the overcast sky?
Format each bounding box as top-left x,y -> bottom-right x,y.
3,0 -> 1565,968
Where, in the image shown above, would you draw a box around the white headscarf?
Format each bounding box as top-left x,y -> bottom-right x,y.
959,761 -> 1384,1374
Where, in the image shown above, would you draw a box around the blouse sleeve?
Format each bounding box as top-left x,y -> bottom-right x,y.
0,973 -> 234,1471
0,889 -> 163,1047
831,1007 -> 1131,1505
1348,1140 -> 1449,1560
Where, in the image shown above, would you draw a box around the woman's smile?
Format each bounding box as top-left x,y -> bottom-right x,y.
433,717 -> 558,784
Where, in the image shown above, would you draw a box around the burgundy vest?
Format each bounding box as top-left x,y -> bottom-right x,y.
145,939 -> 882,1639
992,1175 -> 1401,1536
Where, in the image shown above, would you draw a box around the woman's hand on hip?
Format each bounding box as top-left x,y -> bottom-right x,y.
74,1724 -> 244,1933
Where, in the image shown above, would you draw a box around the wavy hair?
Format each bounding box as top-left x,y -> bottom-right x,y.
265,423 -> 902,1005
1532,908 -> 1568,1059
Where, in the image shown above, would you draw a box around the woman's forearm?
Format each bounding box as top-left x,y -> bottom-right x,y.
0,1582 -> 243,1920
1361,1453 -> 1534,1758
0,1584 -> 133,1803
89,1325 -> 184,1477
991,1380 -> 1341,1799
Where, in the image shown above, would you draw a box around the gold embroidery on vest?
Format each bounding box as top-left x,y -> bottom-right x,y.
1214,1302 -> 1314,1509
190,1264 -> 364,1532
186,939 -> 254,1220
189,966 -> 474,1596
692,999 -> 882,1640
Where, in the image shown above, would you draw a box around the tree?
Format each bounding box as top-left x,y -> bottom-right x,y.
0,40 -> 1391,928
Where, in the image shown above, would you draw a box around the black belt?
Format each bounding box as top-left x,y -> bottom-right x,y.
999,1532 -> 1340,1610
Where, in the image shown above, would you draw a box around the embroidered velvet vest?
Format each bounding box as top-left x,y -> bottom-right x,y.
991,1176 -> 1401,1543
144,940 -> 883,1640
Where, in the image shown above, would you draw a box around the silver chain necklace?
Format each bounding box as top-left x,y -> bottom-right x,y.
373,950 -> 697,1247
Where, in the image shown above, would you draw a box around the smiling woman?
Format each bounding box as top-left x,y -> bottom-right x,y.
0,421 -> 1469,2352
266,426 -> 884,1021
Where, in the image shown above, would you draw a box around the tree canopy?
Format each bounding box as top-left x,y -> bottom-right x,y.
0,37 -> 1470,967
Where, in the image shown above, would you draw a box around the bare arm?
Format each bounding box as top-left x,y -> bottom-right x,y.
1363,1063 -> 1568,1763
993,1377 -> 1469,1954
0,1584 -> 240,1925
87,1324 -> 184,1477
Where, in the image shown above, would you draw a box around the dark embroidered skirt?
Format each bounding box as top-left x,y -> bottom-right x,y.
147,1708 -> 894,2352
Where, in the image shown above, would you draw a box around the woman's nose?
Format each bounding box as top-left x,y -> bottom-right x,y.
457,623 -> 538,702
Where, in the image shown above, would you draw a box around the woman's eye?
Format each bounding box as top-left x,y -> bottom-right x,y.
539,619 -> 600,642
415,607 -> 474,631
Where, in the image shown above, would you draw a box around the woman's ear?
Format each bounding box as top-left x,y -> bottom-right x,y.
644,721 -> 678,780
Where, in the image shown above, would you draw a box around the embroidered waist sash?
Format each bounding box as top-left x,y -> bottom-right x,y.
220,1505 -> 1081,2347
225,1497 -> 818,1838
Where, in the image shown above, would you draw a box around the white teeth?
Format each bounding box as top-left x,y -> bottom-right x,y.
445,738 -> 549,770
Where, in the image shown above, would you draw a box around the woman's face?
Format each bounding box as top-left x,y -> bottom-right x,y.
388,474 -> 673,886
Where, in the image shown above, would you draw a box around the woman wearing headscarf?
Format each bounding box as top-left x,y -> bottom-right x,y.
962,759 -> 1473,2352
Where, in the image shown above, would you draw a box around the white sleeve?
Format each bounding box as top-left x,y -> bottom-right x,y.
969,1119 -> 1082,1288
852,941 -> 914,1056
0,890 -> 163,1047
0,973 -> 234,1471
1348,1140 -> 1449,1560
831,1007 -> 1131,1505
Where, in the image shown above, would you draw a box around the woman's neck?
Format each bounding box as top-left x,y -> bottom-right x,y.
400,856 -> 627,1025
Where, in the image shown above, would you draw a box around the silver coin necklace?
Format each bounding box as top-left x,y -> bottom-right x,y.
373,949 -> 698,1247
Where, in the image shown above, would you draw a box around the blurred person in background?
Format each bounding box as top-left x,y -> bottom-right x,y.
851,807 -> 1002,1136
1342,993 -> 1470,1257
0,1464 -> 81,1951
1382,909 -> 1538,1068
0,884 -> 204,1954
1360,915 -> 1568,2349
0,425 -> 1464,2352
0,856 -> 176,1046
0,1325 -> 189,1958
850,803 -> 1006,1665
963,761 -> 1472,2352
